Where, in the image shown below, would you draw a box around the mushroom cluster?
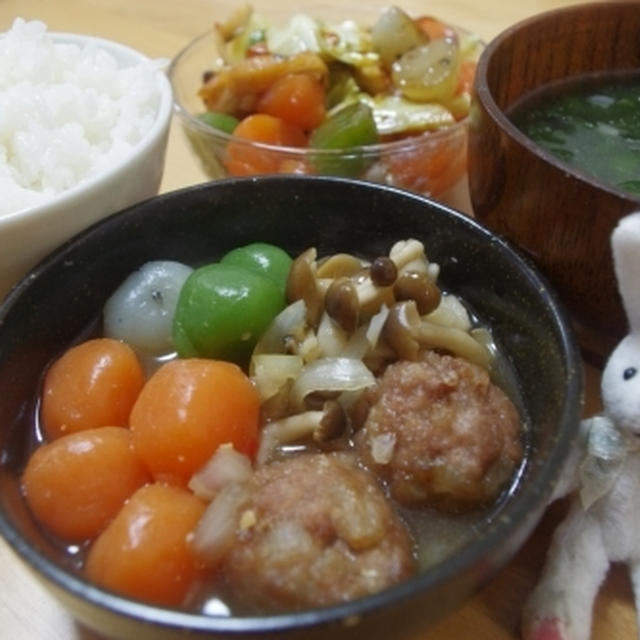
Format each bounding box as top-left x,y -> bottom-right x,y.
249,238 -> 493,463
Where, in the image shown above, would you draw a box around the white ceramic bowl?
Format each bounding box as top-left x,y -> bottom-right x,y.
0,30 -> 173,299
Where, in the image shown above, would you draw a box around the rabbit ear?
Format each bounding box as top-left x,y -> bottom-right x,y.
611,211 -> 640,333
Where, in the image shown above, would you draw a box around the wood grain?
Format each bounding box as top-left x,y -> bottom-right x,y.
468,2 -> 640,348
0,1 -> 635,639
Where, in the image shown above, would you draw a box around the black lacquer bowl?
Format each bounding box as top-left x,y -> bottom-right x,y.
0,176 -> 582,640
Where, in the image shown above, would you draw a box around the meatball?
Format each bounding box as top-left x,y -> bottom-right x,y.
355,351 -> 523,512
217,453 -> 416,612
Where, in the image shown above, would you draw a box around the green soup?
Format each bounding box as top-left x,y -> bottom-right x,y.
509,71 -> 640,197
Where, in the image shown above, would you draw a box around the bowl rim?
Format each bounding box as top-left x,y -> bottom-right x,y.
473,0 -> 640,204
0,29 -> 174,227
167,18 -> 477,158
0,175 -> 584,635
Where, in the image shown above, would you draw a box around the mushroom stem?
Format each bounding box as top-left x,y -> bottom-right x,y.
286,248 -> 323,326
256,400 -> 346,465
384,300 -> 492,368
389,239 -> 428,271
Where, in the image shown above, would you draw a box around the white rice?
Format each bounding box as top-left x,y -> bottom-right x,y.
0,18 -> 164,216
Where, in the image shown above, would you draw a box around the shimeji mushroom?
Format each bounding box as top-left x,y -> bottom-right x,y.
285,239 -> 445,354
383,300 -> 492,369
315,252 -> 364,279
322,239 -> 441,330
286,248 -> 324,325
393,270 -> 441,314
324,277 -> 361,333
256,400 -> 347,464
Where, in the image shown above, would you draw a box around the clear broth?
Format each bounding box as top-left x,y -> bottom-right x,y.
509,70 -> 640,197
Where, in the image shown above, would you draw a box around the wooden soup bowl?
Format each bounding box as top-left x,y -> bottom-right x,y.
468,1 -> 640,356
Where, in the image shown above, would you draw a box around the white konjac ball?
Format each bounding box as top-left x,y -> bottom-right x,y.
104,260 -> 194,354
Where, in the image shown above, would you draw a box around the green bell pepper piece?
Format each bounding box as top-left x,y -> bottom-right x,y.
197,111 -> 240,134
309,102 -> 379,177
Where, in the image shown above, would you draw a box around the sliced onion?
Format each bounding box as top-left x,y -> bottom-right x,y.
316,311 -> 348,357
370,432 -> 396,465
425,293 -> 471,331
190,483 -> 252,567
188,445 -> 253,501
371,5 -> 426,66
252,299 -> 307,355
250,354 -> 304,401
342,304 -> 389,360
341,324 -> 370,360
470,327 -> 497,359
257,410 -> 324,465
366,304 -> 390,347
290,357 -> 376,410
391,38 -> 461,102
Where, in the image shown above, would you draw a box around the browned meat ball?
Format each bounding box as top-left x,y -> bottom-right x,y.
354,351 -> 523,512
219,452 -> 416,612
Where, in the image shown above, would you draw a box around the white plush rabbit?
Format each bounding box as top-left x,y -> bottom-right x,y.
522,211 -> 640,640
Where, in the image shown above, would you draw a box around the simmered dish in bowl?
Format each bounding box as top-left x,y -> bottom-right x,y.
22,237 -> 524,613
0,176 -> 582,639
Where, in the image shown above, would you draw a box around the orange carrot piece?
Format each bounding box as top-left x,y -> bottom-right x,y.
256,73 -> 326,130
22,426 -> 150,541
225,113 -> 308,176
130,358 -> 260,486
85,483 -> 206,606
40,338 -> 145,439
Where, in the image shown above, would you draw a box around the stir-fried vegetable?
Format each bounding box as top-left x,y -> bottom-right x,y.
225,113 -> 308,175
196,4 -> 482,189
198,110 -> 239,133
391,38 -> 461,102
255,72 -> 326,130
308,102 -> 378,176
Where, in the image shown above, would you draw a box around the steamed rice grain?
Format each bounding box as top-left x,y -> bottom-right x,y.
0,18 -> 164,216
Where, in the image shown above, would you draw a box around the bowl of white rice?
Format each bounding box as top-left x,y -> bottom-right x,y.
0,18 -> 173,298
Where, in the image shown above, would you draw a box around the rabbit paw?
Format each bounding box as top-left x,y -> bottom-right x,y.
525,617 -> 568,640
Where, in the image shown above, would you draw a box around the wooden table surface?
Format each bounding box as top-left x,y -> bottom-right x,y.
0,0 -> 635,638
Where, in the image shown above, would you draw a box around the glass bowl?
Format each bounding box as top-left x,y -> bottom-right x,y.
168,5 -> 482,210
